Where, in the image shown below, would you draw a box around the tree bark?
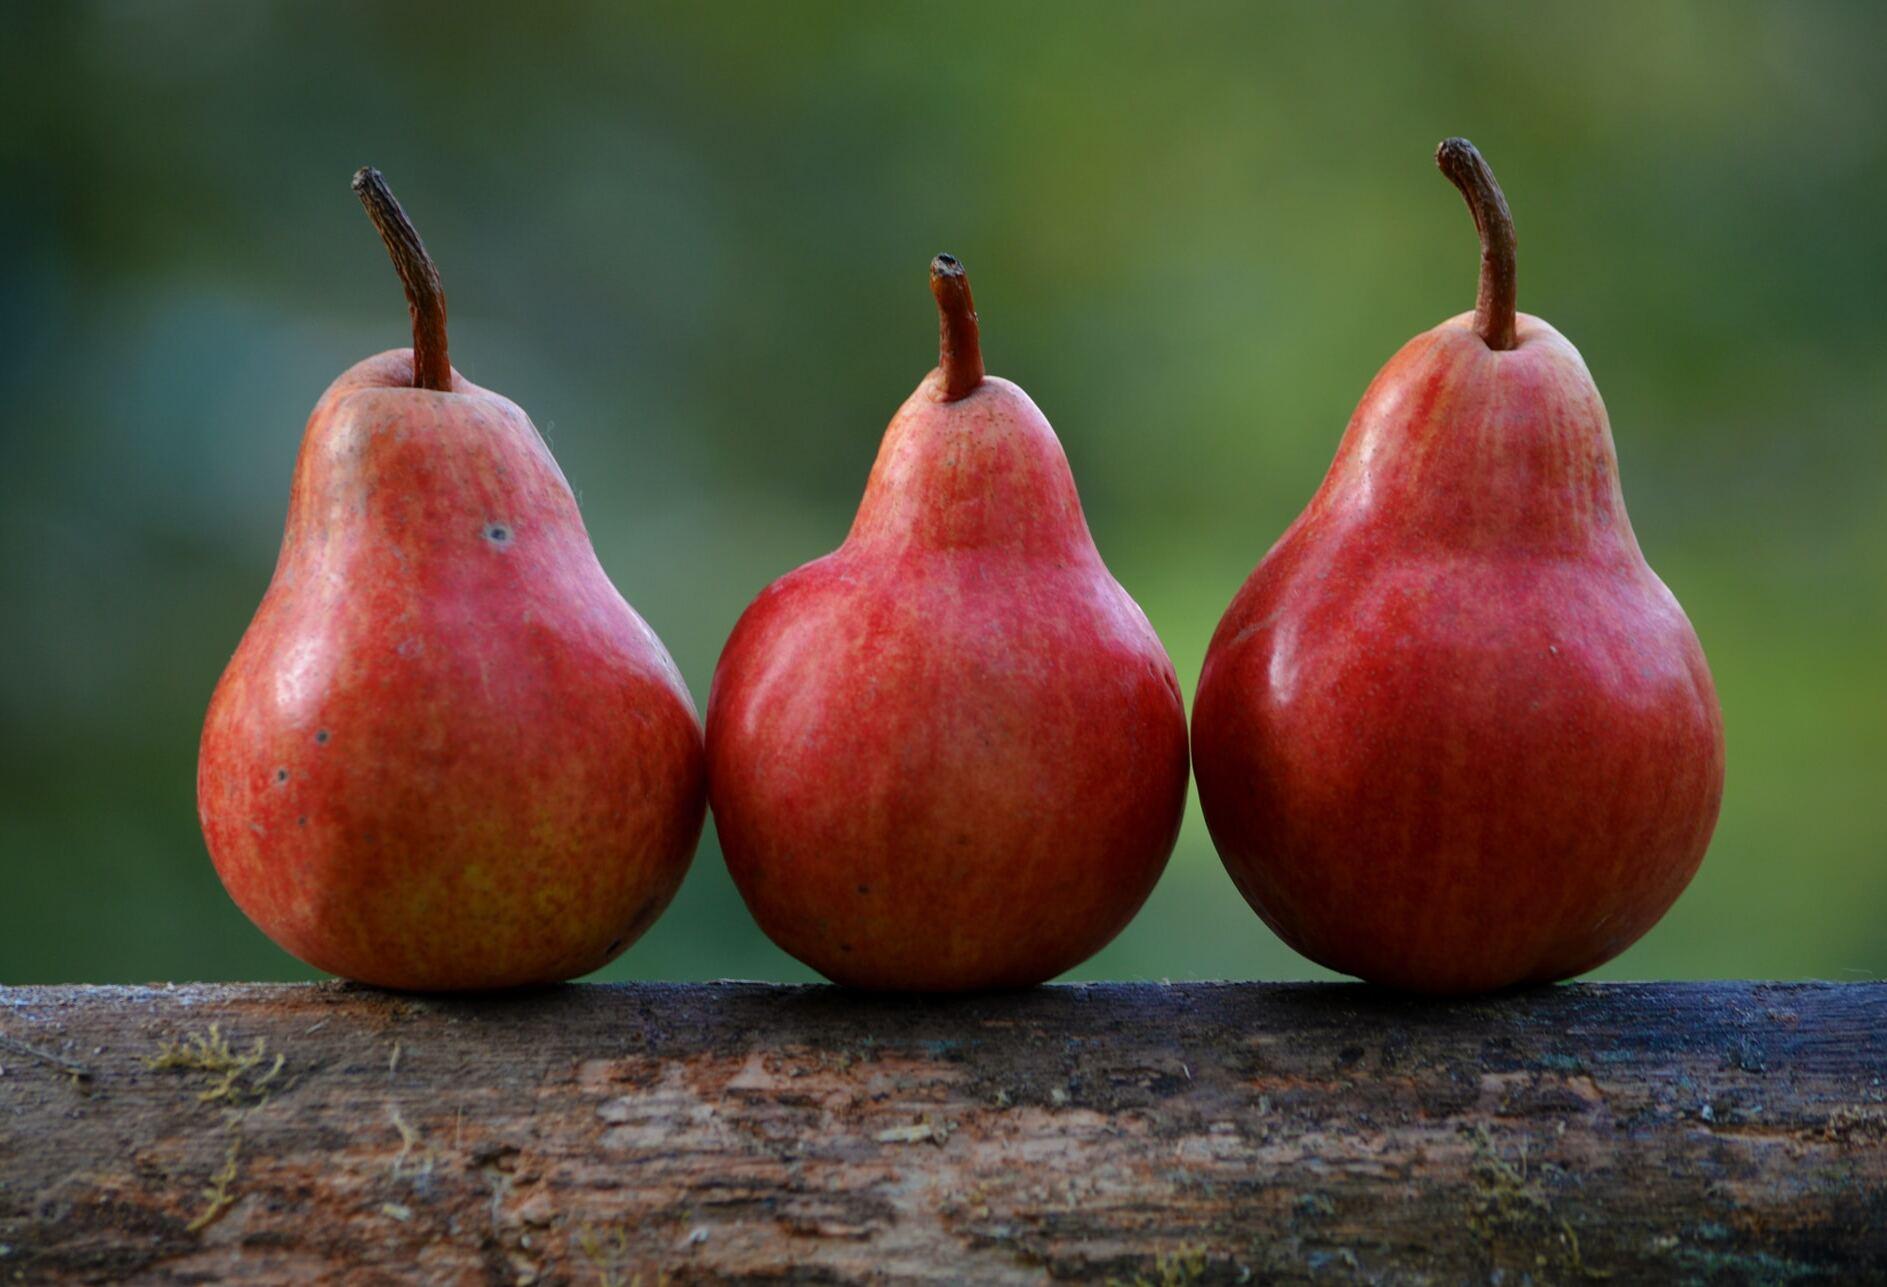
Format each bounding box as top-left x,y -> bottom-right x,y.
1,981 -> 1882,1284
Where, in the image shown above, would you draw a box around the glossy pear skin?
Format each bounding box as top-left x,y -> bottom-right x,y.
199,351 -> 706,990
707,369 -> 1190,990
1193,314 -> 1724,993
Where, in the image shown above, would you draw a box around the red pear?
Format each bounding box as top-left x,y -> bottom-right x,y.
706,256 -> 1189,991
1192,140 -> 1725,994
198,170 -> 705,990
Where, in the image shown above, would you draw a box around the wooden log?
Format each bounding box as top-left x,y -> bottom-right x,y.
0,981 -> 1882,1283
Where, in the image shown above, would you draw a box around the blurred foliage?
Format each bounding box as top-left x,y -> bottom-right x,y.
1,2 -> 1882,986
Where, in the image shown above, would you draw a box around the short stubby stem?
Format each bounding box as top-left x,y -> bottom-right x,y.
1435,138 -> 1518,352
352,167 -> 452,391
930,254 -> 984,400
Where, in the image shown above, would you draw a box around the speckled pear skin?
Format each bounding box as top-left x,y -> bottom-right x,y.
1193,312 -> 1725,994
707,344 -> 1190,992
199,350 -> 706,990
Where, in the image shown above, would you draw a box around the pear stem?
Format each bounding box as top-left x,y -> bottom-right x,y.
1435,138 -> 1517,352
352,167 -> 452,391
930,254 -> 984,401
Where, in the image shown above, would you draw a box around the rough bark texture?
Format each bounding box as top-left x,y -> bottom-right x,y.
0,981 -> 1882,1284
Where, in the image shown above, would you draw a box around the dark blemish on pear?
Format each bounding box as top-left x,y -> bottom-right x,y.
274,768 -> 289,784
857,884 -> 872,895
604,937 -> 624,956
483,523 -> 513,546
315,729 -> 330,744
297,816 -> 308,827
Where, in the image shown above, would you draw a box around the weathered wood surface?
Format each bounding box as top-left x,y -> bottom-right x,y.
0,982 -> 1882,1284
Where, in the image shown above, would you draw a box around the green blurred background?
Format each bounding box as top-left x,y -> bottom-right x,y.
3,3 -> 1882,986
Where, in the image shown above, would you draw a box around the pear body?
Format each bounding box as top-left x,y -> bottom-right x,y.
1193,316 -> 1724,993
707,372 -> 1189,990
199,351 -> 706,990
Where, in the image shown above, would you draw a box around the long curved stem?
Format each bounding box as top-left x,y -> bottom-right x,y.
929,254 -> 984,400
1435,138 -> 1517,351
351,167 -> 452,390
